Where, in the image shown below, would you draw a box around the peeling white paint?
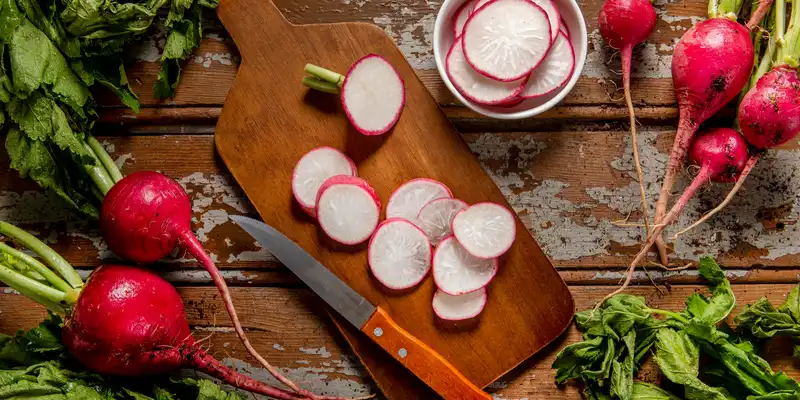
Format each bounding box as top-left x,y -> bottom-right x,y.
372,13 -> 437,69
194,52 -> 234,68
583,30 -> 672,79
273,343 -> 286,351
299,346 -> 332,358
2,288 -> 20,295
592,268 -> 751,281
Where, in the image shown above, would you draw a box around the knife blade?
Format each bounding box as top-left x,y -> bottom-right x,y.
230,215 -> 491,400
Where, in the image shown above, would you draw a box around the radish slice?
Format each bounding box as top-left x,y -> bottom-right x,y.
560,17 -> 570,38
386,179 -> 453,222
452,202 -> 516,258
472,0 -> 491,12
292,147 -> 357,217
368,218 -> 432,290
520,32 -> 575,98
433,236 -> 498,295
446,36 -> 527,105
341,54 -> 405,136
462,0 -> 552,82
316,175 -> 381,245
433,288 -> 487,320
453,0 -> 477,38
417,198 -> 469,246
533,0 -> 561,43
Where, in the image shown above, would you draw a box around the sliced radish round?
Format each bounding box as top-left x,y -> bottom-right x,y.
292,147 -> 357,217
461,0 -> 552,82
368,218 -> 432,290
452,202 -> 516,259
433,288 -> 487,320
341,54 -> 405,136
560,17 -> 570,38
446,36 -> 527,105
472,0 -> 491,12
417,198 -> 469,246
433,236 -> 498,295
533,0 -> 560,43
520,32 -> 575,99
316,176 -> 381,245
386,179 -> 452,222
453,0 -> 477,38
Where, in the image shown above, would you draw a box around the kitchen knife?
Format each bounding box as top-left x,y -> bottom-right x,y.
231,215 -> 492,400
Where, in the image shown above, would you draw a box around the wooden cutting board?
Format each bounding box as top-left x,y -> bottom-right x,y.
214,0 -> 575,397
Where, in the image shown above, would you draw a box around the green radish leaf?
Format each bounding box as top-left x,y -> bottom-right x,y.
654,328 -> 732,400
779,285 -> 800,322
631,383 -> 682,399
552,336 -> 605,384
0,0 -> 23,42
686,257 -> 735,325
72,57 -> 139,113
748,391 -> 800,400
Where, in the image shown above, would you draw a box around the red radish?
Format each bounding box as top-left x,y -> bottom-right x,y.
316,175 -> 381,245
292,146 -> 357,217
453,0 -> 477,37
452,202 -> 516,259
417,198 -> 469,246
603,128 -> 750,302
462,0 -> 552,81
386,178 -> 452,221
519,32 -> 575,98
368,218 -> 432,290
446,36 -> 528,104
597,0 -> 657,247
651,18 -> 754,263
433,236 -> 498,295
100,171 -> 309,394
432,288 -> 487,321
341,54 -> 405,136
560,18 -> 571,38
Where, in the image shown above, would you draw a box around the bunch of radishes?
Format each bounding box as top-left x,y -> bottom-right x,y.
446,0 -> 576,106
292,147 -> 518,321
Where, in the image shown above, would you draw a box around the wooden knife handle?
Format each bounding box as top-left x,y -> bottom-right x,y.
361,307 -> 492,400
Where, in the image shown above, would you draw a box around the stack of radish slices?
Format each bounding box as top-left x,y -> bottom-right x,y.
448,0 -> 575,106
291,148 -> 517,322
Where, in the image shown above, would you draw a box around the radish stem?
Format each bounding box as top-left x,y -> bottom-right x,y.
302,77 -> 341,94
87,136 -> 123,183
746,0 -> 775,29
779,0 -> 799,66
0,264 -> 69,313
709,0 -> 745,19
304,64 -> 344,86
0,221 -> 83,289
0,241 -> 72,293
82,141 -> 115,195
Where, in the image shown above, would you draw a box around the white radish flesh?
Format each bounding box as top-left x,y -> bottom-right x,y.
560,18 -> 571,38
452,202 -> 516,259
341,54 -> 405,136
462,0 -> 552,81
292,147 -> 357,216
453,0 -> 477,38
520,32 -> 575,98
446,36 -> 527,104
533,0 -> 561,43
417,198 -> 469,246
368,218 -> 432,290
386,179 -> 452,222
316,176 -> 381,245
432,288 -> 487,321
433,236 -> 498,295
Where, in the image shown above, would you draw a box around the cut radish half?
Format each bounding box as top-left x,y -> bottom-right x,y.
432,288 -> 487,320
461,0 -> 552,82
386,179 -> 453,222
341,54 -> 405,136
453,0 -> 477,38
417,198 -> 469,246
452,202 -> 516,258
433,236 -> 498,295
447,36 -> 527,105
316,175 -> 381,245
472,0 -> 491,12
368,218 -> 432,290
292,147 -> 357,217
533,0 -> 561,43
520,32 -> 575,98
560,17 -> 570,38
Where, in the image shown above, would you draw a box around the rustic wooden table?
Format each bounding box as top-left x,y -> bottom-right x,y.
1,0 -> 799,398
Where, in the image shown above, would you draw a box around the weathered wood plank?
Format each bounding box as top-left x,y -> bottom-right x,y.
2,284 -> 800,398
1,131 -> 797,274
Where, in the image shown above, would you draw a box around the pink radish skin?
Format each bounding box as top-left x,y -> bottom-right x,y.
417,198 -> 469,246
454,0 -> 478,37
461,0 -> 553,82
519,32 -> 575,98
432,288 -> 488,321
651,18 -> 754,263
316,175 -> 381,245
535,0 -> 561,43
291,146 -> 357,218
472,0 -> 491,12
63,265 -> 333,400
451,202 -> 516,259
386,178 -> 453,222
560,18 -> 571,38
341,54 -> 405,136
446,36 -> 528,105
433,236 -> 498,295
368,218 -> 432,290
100,171 -> 313,396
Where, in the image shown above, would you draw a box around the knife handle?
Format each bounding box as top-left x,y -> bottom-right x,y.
361,307 -> 492,400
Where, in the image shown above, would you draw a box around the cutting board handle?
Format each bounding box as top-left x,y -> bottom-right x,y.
217,0 -> 291,55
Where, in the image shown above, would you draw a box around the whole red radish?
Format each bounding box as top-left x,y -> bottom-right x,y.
597,0 -> 657,239
100,171 -> 310,396
651,18 -> 754,263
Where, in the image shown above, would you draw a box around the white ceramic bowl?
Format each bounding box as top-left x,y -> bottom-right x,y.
433,0 -> 588,120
